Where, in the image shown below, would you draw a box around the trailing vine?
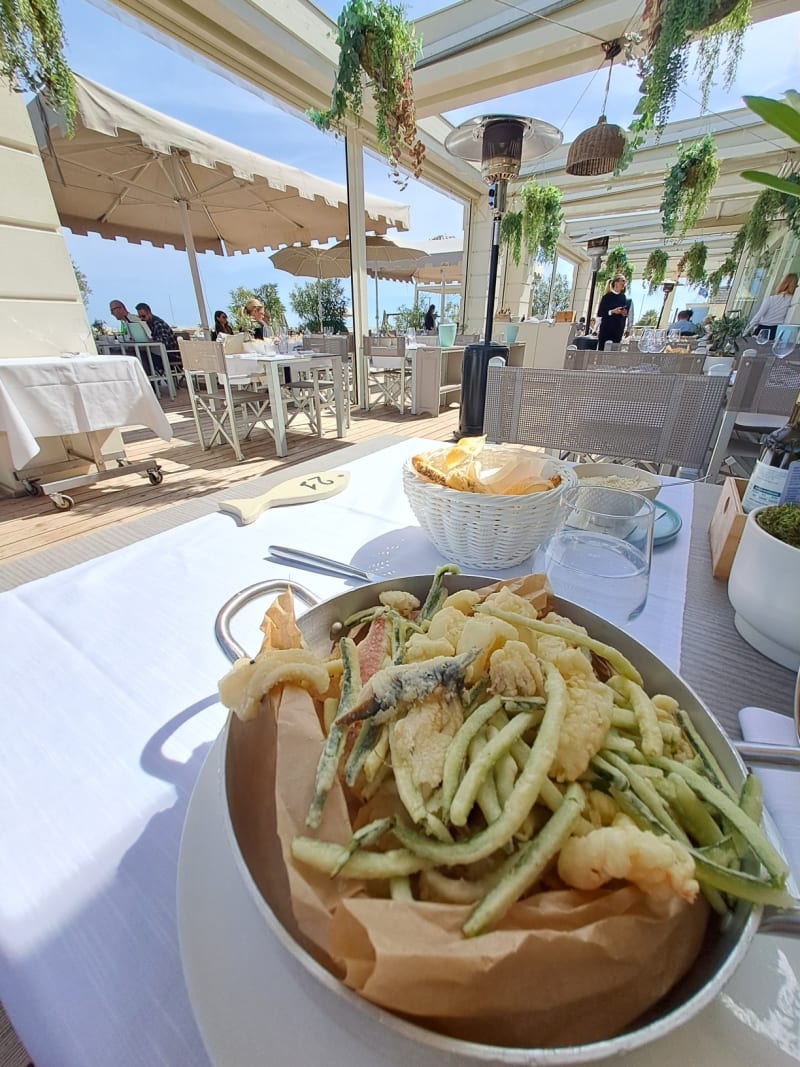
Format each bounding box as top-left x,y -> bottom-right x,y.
660,135 -> 719,236
500,212 -> 523,266
521,182 -> 563,262
620,0 -> 750,167
683,242 -> 708,286
500,182 -> 562,265
308,0 -> 424,187
597,244 -> 634,285
642,248 -> 668,292
0,0 -> 77,133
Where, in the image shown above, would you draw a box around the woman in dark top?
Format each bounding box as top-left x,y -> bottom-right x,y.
423,304 -> 437,332
595,276 -> 630,351
212,310 -> 234,341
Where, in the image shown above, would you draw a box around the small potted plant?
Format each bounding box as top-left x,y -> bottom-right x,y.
307,0 -> 424,186
728,503 -> 800,670
705,310 -> 746,354
661,136 -> 719,237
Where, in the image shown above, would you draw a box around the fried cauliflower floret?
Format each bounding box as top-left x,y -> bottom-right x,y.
533,611 -> 589,662
481,586 -> 540,619
489,641 -> 544,697
557,814 -> 699,903
378,590 -> 420,617
426,605 -> 469,647
404,634 -> 456,662
549,648 -> 614,781
392,695 -> 463,797
456,615 -> 519,682
443,589 -> 481,614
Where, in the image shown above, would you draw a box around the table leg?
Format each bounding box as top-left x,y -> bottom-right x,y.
706,409 -> 738,481
312,371 -> 323,438
266,361 -> 288,457
332,356 -> 345,439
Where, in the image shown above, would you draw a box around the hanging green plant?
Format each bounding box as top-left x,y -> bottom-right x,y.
520,181 -> 563,262
0,0 -> 77,133
307,0 -> 424,187
597,244 -> 634,286
683,242 -> 708,286
741,94 -> 800,200
642,248 -> 668,292
660,135 -> 719,237
500,212 -> 523,266
630,0 -> 751,146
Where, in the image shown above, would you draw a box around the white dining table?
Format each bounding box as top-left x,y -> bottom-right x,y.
0,437 -> 797,1067
0,353 -> 173,469
228,351 -> 347,457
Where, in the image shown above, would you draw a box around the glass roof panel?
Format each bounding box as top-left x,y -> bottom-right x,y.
310,0 -> 448,22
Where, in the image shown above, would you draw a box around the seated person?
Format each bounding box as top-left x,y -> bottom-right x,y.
109,300 -> 152,341
212,310 -> 234,341
671,309 -> 697,335
244,298 -> 274,340
135,303 -> 181,372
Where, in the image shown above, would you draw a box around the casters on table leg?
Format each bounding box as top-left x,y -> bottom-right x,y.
147,466 -> 164,485
51,493 -> 74,511
23,479 -> 44,497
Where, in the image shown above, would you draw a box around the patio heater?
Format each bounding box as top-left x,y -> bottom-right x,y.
445,116 -> 562,436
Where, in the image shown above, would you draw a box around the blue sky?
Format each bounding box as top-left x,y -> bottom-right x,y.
57,0 -> 800,327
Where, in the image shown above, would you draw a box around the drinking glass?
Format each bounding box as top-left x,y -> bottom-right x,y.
667,329 -> 681,346
756,328 -> 771,346
540,486 -> 655,622
639,328 -> 653,353
649,329 -> 667,354
772,326 -> 797,359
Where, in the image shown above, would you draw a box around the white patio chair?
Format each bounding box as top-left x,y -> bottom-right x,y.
363,335 -> 411,413
178,339 -> 272,462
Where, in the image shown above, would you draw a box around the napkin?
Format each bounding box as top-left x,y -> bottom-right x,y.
739,706 -> 800,886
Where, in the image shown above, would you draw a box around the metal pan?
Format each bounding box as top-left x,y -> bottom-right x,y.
214,573 -> 799,1064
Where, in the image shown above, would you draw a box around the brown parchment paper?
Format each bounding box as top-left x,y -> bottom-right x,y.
228,590 -> 709,1050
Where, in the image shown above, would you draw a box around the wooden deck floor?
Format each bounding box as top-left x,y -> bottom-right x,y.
0,387 -> 461,566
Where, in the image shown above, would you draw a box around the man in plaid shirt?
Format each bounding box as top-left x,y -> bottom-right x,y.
135,303 -> 181,375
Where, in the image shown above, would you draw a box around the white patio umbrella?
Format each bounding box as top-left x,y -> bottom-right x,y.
323,237 -> 426,332
269,245 -> 351,332
28,74 -> 410,330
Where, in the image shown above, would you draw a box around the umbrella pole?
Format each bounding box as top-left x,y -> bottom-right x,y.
170,152 -> 210,333
375,273 -> 380,334
317,264 -> 324,333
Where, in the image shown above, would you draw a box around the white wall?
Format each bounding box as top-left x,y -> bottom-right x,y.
0,80 -> 95,357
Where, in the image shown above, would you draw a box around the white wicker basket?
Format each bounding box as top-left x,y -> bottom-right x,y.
403,453 -> 577,568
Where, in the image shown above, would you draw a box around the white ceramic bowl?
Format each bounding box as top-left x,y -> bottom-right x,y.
573,463 -> 661,501
728,507 -> 800,671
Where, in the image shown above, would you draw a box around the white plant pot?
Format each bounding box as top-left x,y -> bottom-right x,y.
727,507 -> 800,671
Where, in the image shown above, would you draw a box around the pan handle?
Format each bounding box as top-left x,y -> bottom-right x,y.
734,741 -> 800,769
215,580 -> 319,662
759,905 -> 800,936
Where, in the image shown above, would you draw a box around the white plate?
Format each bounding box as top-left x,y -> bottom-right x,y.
177,733 -> 800,1067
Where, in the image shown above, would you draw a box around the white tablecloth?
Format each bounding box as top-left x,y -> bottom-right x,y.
0,440 -> 697,1066
0,354 -> 173,468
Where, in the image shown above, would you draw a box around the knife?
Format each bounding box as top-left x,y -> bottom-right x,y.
267,545 -> 380,583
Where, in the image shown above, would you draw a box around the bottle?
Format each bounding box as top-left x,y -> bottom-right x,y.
741,390 -> 800,511
119,320 -> 128,341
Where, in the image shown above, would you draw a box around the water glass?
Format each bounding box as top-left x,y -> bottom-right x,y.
639,328 -> 653,353
667,329 -> 681,346
649,329 -> 667,354
772,326 -> 797,360
756,328 -> 771,346
541,486 -> 655,622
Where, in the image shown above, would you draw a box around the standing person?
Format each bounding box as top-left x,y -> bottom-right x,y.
423,304 -> 437,332
244,298 -> 274,340
212,310 -> 234,341
746,273 -> 798,340
595,276 -> 630,351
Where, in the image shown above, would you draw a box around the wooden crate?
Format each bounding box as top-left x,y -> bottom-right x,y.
709,477 -> 748,578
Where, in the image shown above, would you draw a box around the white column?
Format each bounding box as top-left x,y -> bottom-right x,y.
462,194 -> 492,336
344,128 -> 369,407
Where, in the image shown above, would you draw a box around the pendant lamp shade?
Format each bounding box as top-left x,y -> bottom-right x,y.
565,116 -> 626,176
